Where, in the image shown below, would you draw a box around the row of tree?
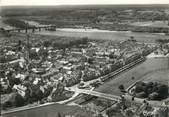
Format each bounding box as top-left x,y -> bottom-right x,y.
156,39 -> 169,43
133,81 -> 168,100
3,18 -> 34,29
51,37 -> 89,49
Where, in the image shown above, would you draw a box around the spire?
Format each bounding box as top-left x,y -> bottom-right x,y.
81,70 -> 84,83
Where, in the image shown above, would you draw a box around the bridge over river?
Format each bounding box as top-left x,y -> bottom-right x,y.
2,25 -> 57,33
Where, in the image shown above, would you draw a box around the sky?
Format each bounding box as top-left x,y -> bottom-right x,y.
1,0 -> 169,6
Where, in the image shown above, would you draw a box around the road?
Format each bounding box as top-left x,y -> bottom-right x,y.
66,87 -> 169,108
2,56 -> 168,116
66,87 -> 120,101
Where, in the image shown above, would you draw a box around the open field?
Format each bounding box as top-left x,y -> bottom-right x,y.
95,58 -> 169,96
36,30 -> 169,43
2,103 -> 93,117
142,69 -> 169,85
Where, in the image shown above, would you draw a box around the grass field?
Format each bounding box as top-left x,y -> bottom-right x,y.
95,58 -> 169,96
2,103 -> 93,117
36,30 -> 169,43
143,69 -> 169,85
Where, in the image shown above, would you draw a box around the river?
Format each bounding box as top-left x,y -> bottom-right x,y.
1,19 -> 169,43
34,28 -> 169,43
15,20 -> 169,43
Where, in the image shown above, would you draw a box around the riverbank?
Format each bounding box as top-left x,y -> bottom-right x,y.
56,28 -> 131,33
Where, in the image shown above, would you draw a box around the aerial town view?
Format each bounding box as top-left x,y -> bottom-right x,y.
0,1 -> 169,117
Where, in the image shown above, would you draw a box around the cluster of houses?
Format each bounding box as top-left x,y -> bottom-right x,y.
0,37 -> 155,109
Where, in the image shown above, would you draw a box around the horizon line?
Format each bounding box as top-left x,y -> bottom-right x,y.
1,3 -> 169,7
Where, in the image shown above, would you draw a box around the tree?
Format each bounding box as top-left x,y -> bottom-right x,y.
98,113 -> 103,117
35,88 -> 44,101
135,92 -> 147,98
3,101 -> 12,109
131,77 -> 135,80
17,40 -> 22,51
3,18 -> 33,29
29,50 -> 39,60
133,82 -> 168,100
156,84 -> 168,99
38,48 -> 48,61
57,112 -> 63,117
43,40 -> 52,48
118,85 -> 125,91
87,57 -> 94,64
15,93 -> 25,107
81,37 -> 88,44
134,82 -> 146,93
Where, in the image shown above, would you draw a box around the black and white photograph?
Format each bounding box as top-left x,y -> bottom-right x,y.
0,0 -> 169,117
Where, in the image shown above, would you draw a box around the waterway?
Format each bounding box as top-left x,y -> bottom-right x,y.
35,28 -> 169,43
1,19 -> 169,43
7,19 -> 167,43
